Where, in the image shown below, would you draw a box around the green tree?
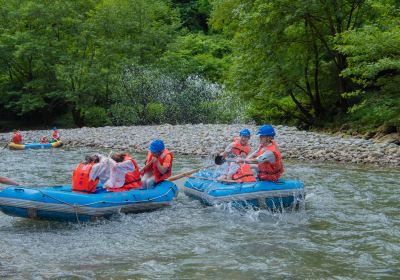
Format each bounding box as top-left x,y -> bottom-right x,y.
0,0 -> 96,123
161,33 -> 231,82
57,0 -> 180,126
336,7 -> 400,131
210,0 -> 385,127
172,0 -> 212,33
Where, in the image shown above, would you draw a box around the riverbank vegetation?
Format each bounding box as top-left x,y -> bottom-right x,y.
0,0 -> 399,137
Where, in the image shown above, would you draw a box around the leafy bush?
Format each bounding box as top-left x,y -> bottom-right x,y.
112,65 -> 240,124
83,107 -> 111,127
108,104 -> 140,126
146,103 -> 166,124
345,92 -> 400,132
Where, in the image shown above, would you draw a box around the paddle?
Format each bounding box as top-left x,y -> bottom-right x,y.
2,143 -> 8,150
139,160 -> 156,174
188,175 -> 236,183
168,164 -> 215,182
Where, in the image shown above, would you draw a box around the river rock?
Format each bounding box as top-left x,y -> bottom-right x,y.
0,124 -> 399,167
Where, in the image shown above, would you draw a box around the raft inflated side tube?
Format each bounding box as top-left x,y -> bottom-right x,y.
0,180 -> 178,222
183,170 -> 305,210
8,141 -> 63,150
51,141 -> 63,148
7,143 -> 25,150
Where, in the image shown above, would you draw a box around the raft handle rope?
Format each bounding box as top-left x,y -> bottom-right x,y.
35,187 -> 175,207
33,187 -> 175,223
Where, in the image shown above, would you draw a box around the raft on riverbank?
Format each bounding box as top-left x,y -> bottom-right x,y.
183,171 -> 305,210
8,141 -> 63,150
0,181 -> 178,222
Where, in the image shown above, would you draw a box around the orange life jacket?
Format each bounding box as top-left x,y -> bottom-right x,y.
108,155 -> 142,192
12,132 -> 22,144
144,149 -> 173,183
255,140 -> 284,181
52,131 -> 60,141
72,162 -> 99,193
232,163 -> 257,182
231,140 -> 250,156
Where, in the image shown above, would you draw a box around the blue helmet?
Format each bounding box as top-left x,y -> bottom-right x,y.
239,128 -> 251,137
149,139 -> 165,153
257,124 -> 276,137
52,127 -> 57,131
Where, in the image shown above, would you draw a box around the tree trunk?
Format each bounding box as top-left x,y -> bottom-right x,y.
71,107 -> 84,127
335,52 -> 349,111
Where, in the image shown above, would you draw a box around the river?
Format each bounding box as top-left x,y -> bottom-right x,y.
0,147 -> 399,279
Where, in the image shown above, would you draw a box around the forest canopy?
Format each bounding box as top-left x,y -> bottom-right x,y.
0,0 -> 399,135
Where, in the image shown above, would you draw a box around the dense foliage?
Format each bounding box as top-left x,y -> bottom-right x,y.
210,0 -> 399,133
0,0 -> 398,135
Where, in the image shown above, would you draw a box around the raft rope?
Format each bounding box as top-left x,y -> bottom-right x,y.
33,187 -> 175,223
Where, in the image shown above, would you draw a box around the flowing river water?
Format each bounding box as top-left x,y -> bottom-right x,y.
0,147 -> 399,279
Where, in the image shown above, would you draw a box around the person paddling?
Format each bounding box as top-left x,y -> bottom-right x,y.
105,153 -> 142,192
236,124 -> 284,181
221,128 -> 251,159
218,128 -> 256,182
11,129 -> 22,144
50,127 -> 61,142
0,176 -> 19,186
141,140 -> 173,189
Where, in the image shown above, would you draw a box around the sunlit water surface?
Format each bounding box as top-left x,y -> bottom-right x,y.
0,147 -> 399,279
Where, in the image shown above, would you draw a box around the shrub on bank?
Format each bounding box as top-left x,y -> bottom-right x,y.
83,107 -> 111,127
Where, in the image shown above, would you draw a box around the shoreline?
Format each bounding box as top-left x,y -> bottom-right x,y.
1,124 -> 399,167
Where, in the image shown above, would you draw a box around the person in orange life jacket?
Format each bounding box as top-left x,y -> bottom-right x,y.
11,129 -> 22,144
236,124 -> 284,181
141,139 -> 173,189
104,153 -> 142,192
40,136 -> 49,144
50,127 -> 60,142
72,155 -> 102,193
218,128 -> 256,182
0,175 -> 19,186
221,128 -> 252,159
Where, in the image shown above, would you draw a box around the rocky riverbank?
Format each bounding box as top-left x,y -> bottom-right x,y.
1,124 -> 399,167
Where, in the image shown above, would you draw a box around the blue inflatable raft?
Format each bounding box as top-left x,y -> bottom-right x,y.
8,141 -> 63,150
184,171 -> 305,210
0,181 -> 178,222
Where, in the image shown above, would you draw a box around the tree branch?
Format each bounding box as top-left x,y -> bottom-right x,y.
288,89 -> 314,123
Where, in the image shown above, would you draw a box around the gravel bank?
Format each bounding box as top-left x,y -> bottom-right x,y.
1,124 -> 399,167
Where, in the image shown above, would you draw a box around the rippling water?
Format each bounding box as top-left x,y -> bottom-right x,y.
0,147 -> 399,279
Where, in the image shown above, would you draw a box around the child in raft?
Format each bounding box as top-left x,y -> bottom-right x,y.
218,129 -> 256,182
104,153 -> 142,192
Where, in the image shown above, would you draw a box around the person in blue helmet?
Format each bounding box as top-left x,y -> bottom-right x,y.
221,128 -> 252,159
50,127 -> 61,143
237,124 -> 284,181
218,128 -> 256,182
140,139 -> 173,188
